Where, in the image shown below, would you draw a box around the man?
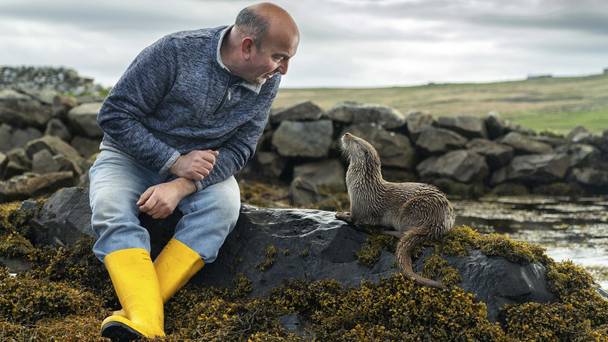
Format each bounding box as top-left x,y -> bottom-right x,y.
88,3 -> 299,340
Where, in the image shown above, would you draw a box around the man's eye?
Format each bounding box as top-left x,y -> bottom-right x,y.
273,56 -> 284,62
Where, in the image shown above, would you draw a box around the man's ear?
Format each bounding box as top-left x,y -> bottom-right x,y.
241,37 -> 254,60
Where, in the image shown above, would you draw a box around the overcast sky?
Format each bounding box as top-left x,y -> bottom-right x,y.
1,0 -> 607,88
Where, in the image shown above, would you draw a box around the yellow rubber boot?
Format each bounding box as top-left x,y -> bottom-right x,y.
113,239 -> 204,317
100,248 -> 165,340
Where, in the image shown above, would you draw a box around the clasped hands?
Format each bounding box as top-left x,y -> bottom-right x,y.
137,149 -> 219,219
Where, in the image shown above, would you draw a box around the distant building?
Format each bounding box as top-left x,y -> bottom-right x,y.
527,74 -> 553,80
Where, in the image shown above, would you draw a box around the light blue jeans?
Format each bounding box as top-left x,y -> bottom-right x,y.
88,148 -> 241,263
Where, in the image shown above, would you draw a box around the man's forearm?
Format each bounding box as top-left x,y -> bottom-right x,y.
170,177 -> 197,196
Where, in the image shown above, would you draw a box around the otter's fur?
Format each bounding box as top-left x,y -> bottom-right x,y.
337,132 -> 455,288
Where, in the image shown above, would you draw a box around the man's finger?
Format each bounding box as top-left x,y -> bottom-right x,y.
200,153 -> 217,164
139,194 -> 158,212
137,188 -> 153,206
198,160 -> 213,170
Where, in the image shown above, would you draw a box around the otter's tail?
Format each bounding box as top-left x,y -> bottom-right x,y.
395,227 -> 446,289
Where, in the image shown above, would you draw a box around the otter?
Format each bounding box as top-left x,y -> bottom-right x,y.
336,132 -> 455,288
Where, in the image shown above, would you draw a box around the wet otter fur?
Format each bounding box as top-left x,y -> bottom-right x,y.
336,132 -> 455,288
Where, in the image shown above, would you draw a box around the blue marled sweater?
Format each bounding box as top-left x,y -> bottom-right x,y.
97,25 -> 280,191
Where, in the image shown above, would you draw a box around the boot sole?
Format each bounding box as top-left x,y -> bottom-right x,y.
101,321 -> 142,341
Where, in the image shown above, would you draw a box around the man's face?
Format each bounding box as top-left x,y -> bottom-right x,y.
244,31 -> 298,85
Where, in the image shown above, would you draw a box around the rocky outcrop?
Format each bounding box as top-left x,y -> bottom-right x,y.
20,187 -> 557,323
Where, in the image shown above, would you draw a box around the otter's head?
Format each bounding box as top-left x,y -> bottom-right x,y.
340,133 -> 382,168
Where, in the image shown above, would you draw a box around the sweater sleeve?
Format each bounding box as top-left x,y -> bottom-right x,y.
195,76 -> 281,191
97,36 -> 181,176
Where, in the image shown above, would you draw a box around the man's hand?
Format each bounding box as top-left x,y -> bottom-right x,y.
170,149 -> 219,181
137,178 -> 196,219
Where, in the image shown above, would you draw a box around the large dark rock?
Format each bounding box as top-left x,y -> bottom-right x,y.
27,189 -> 558,323
289,159 -> 346,206
30,187 -> 94,246
44,118 -> 72,142
436,116 -> 488,139
270,101 -> 323,123
24,135 -> 86,176
466,138 -> 514,170
0,171 -> 75,203
0,152 -> 7,179
293,159 -> 346,193
66,102 -> 103,138
498,132 -> 553,155
253,151 -> 286,179
567,126 -> 593,143
0,123 -> 42,153
9,127 -> 43,151
417,150 -> 489,183
570,168 -> 608,187
555,143 -> 600,168
70,136 -> 100,159
415,127 -> 468,155
491,153 -> 570,185
272,120 -> 333,158
343,124 -> 416,169
326,102 -> 405,129
52,94 -> 79,120
405,111 -> 435,139
0,89 -> 53,128
484,112 -> 510,140
414,249 -> 554,322
4,150 -> 30,180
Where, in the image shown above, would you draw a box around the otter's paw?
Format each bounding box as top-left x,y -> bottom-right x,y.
335,211 -> 353,223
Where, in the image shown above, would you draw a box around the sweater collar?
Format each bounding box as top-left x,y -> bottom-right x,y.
215,25 -> 263,94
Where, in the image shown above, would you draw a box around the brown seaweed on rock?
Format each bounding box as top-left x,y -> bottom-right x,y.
0,194 -> 607,341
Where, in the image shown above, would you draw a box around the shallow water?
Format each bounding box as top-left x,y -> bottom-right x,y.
453,195 -> 608,289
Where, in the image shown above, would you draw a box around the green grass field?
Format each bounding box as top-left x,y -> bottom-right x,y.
274,73 -> 608,134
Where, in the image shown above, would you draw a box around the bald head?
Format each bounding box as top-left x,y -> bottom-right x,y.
234,2 -> 299,48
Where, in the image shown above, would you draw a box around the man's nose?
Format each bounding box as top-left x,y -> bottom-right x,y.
278,59 -> 289,75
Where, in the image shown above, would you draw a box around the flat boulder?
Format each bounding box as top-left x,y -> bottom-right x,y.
326,102 -> 405,129
272,120 -> 333,158
571,168 -> 608,187
270,101 -> 323,123
436,116 -> 488,139
415,127 -> 468,155
417,150 -> 489,183
0,171 -> 74,203
466,138 -> 514,170
405,111 -> 435,139
492,153 -> 570,185
67,102 -> 103,138
498,132 -> 553,155
0,89 -> 52,128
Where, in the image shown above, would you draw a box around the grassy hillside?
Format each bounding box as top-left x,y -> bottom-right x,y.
274,73 -> 608,134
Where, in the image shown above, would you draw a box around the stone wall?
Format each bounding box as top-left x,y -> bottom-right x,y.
246,101 -> 608,204
0,66 -> 105,97
1,67 -> 607,203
